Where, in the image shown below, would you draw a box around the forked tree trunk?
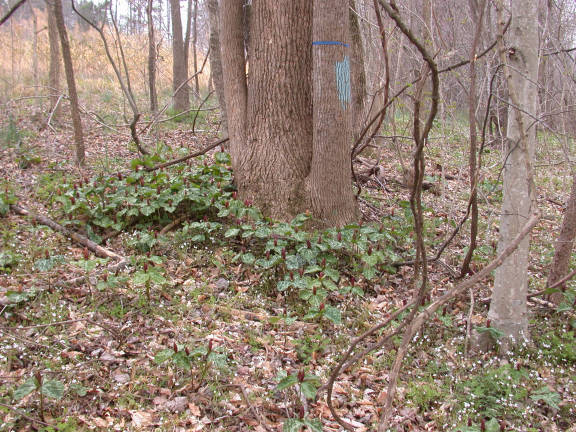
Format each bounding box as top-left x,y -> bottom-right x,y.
170,0 -> 189,111
486,0 -> 539,349
220,0 -> 358,226
52,0 -> 85,166
147,0 -> 158,113
308,0 -> 359,225
207,0 -> 227,134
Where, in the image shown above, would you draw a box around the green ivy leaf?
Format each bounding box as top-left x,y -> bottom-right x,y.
241,253 -> 256,265
277,280 -> 293,292
530,387 -> 561,410
323,305 -> 342,325
323,267 -> 340,282
224,228 -> 241,238
283,418 -> 304,432
42,380 -> 65,400
302,418 -> 323,432
13,377 -> 38,400
132,271 -> 150,285
300,381 -> 318,399
154,349 -> 175,364
276,375 -> 298,391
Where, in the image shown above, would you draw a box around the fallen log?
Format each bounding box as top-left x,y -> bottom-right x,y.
11,204 -> 123,261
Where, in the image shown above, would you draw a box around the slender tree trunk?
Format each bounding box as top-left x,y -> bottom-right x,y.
47,0 -> 61,120
30,3 -> 39,97
147,0 -> 158,113
486,0 -> 539,350
461,0 -> 486,276
547,171 -> 576,304
208,0 -> 227,134
170,0 -> 189,111
308,0 -> 359,225
52,0 -> 85,166
192,0 -> 199,97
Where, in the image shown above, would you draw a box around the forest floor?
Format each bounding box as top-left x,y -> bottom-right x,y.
0,106 -> 575,432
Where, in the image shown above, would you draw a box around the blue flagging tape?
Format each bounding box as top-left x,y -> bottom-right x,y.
312,41 -> 349,47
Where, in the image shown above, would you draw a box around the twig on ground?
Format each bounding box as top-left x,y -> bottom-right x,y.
0,402 -> 55,429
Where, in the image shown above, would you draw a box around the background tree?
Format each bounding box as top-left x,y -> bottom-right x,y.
170,0 -> 189,111
146,0 -> 158,113
52,0 -> 85,165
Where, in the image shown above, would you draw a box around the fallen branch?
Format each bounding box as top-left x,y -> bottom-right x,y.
146,137 -> 229,172
10,204 -> 123,261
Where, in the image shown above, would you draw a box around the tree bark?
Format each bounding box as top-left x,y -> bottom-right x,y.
547,171 -> 576,304
47,0 -> 61,119
147,0 -> 158,113
52,0 -> 85,165
487,0 -> 539,349
207,0 -> 227,134
219,0 -> 247,170
219,0 -> 359,226
192,0 -> 199,96
170,0 -> 189,111
308,0 -> 359,225
238,0 -> 314,219
349,0 -> 367,141
30,3 -> 39,97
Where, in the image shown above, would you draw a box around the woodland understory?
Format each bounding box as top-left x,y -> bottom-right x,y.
0,103 -> 574,432
0,0 -> 576,430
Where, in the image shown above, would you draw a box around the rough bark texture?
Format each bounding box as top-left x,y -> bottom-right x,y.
349,0 -> 367,140
219,0 -> 247,170
547,171 -> 576,304
207,0 -> 227,134
47,0 -> 61,119
240,0 -> 313,219
147,0 -> 158,113
308,0 -> 359,225
52,0 -> 85,165
488,0 -> 539,348
170,0 -> 189,111
219,0 -> 359,226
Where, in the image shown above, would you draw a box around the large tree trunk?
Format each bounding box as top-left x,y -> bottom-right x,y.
240,0 -> 313,219
207,0 -> 227,134
547,171 -> 576,304
307,0 -> 359,225
486,0 -> 539,349
47,0 -> 61,120
170,0 -> 189,111
52,0 -> 85,166
147,0 -> 158,113
220,0 -> 358,226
